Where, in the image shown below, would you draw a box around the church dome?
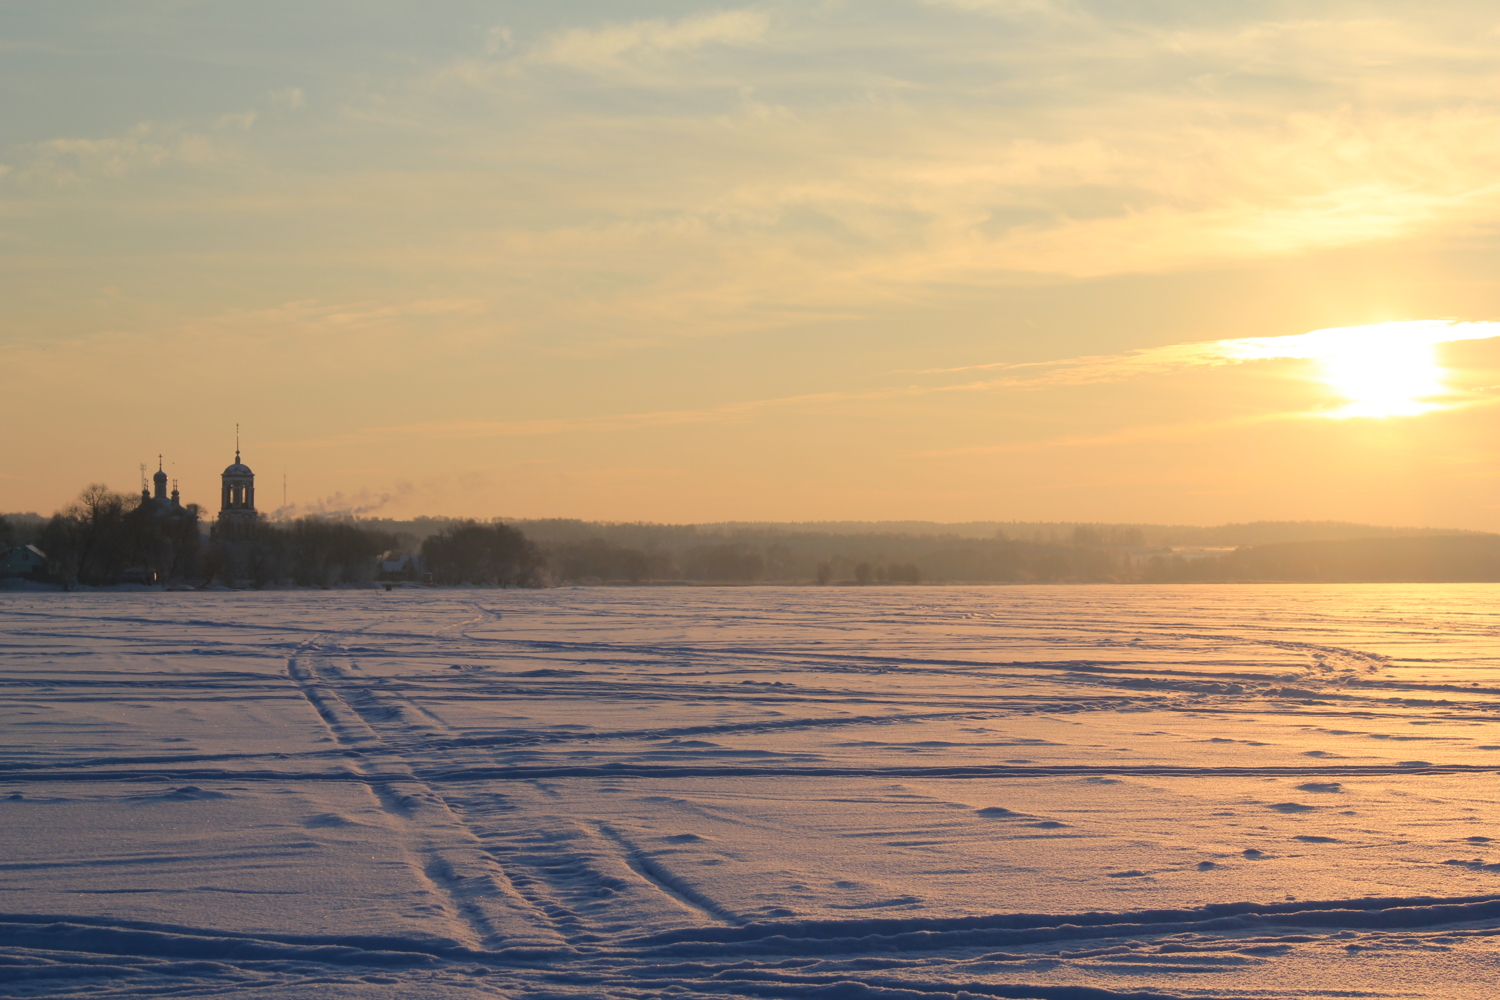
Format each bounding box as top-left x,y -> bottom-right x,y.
223,448 -> 253,477
154,468 -> 168,484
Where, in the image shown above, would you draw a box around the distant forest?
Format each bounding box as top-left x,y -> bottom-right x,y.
5,505 -> 1498,586
0,496 -> 540,589
358,517 -> 1499,585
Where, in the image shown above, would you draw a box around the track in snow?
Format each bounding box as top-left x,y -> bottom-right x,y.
4,583 -> 1500,998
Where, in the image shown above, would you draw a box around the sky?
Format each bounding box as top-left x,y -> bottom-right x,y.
3,1 -> 1499,529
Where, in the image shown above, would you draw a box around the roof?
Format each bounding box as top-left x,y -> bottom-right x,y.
222,462 -> 253,476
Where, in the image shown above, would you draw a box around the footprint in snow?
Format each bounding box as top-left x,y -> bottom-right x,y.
304,813 -> 361,828
132,786 -> 230,801
1297,782 -> 1342,793
1268,802 -> 1316,813
1242,848 -> 1269,859
828,895 -> 923,910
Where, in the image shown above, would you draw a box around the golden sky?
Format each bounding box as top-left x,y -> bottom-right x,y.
4,2 -> 1499,527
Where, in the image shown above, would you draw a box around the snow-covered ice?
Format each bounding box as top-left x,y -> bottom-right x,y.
3,584 -> 1500,998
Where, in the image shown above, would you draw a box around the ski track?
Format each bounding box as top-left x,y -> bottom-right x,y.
2,584 -> 1500,998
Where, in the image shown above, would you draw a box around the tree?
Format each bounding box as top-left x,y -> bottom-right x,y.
421,521 -> 542,586
49,484 -> 138,584
682,543 -> 764,581
549,538 -> 656,583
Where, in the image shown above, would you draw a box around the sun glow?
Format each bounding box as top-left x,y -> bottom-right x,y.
1217,319 -> 1500,419
1314,331 -> 1446,418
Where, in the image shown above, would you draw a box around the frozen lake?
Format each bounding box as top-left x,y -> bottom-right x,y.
4,584 -> 1500,998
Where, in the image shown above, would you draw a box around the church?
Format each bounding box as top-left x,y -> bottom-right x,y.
126,456 -> 200,585
140,457 -> 188,517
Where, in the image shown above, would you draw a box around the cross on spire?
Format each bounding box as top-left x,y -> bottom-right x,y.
236,423 -> 241,463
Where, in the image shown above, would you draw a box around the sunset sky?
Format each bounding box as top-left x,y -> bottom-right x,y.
4,1 -> 1499,528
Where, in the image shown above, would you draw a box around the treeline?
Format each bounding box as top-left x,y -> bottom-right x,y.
537,533 -> 1132,584
480,517 -> 1480,549
9,499 -> 1498,587
1144,535 -> 1500,583
419,521 -> 543,586
528,523 -> 1500,585
2,486 -> 203,586
214,519 -> 397,588
218,518 -> 543,588
4,486 -> 549,589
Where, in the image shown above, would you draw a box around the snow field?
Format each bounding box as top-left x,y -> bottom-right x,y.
3,584 -> 1500,998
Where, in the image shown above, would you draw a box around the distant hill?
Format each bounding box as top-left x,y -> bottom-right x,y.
1152,535 -> 1500,583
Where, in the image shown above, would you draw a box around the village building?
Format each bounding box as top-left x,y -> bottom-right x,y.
0,544 -> 47,580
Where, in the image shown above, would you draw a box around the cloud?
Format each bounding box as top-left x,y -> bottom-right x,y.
921,411 -> 1301,457
249,320 -> 1500,455
922,0 -> 1080,21
916,320 -> 1500,421
400,8 -> 1500,339
484,26 -> 513,57
262,385 -> 920,451
4,114 -> 256,184
926,320 -> 1500,376
529,9 -> 769,74
269,87 -> 305,110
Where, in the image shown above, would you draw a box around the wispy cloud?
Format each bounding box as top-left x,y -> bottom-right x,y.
10,4 -> 1500,525
529,9 -> 769,75
922,0 -> 1081,22
262,383 -> 932,451
1,110 -> 260,187
260,321 -> 1500,456
923,320 -> 1500,384
920,410 -> 1303,457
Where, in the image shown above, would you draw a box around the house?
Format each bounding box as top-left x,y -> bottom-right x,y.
378,555 -> 423,582
0,544 -> 47,580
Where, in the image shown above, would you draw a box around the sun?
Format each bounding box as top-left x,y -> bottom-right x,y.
1315,333 -> 1447,418
1220,320 -> 1485,418
1255,321 -> 1459,419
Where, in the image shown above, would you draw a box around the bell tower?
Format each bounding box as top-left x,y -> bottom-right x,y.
217,426 -> 257,537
